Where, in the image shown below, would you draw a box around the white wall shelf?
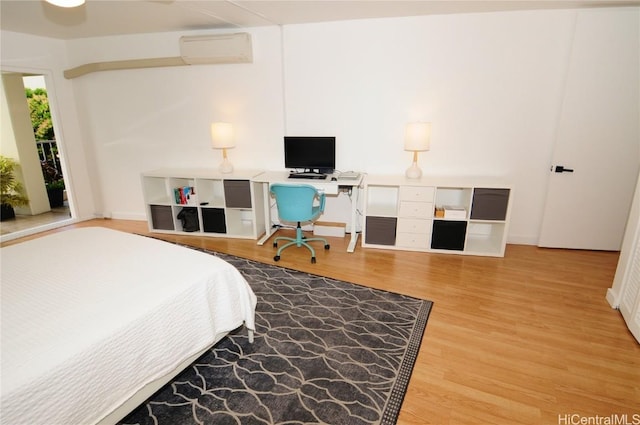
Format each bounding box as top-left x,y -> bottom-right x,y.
362,175 -> 513,257
141,168 -> 266,240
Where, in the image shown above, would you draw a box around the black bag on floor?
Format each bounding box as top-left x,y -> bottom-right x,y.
177,207 -> 199,232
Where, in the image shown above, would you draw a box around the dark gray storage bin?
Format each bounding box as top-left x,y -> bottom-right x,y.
223,180 -> 252,208
149,205 -> 174,230
202,208 -> 227,233
431,220 -> 467,251
365,216 -> 397,245
470,188 -> 510,221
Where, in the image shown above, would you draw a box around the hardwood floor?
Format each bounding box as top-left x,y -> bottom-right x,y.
3,219 -> 639,424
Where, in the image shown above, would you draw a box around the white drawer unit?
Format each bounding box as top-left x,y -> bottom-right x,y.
396,217 -> 433,249
398,201 -> 434,218
396,232 -> 431,249
399,185 -> 435,202
362,175 -> 512,257
397,217 -> 432,234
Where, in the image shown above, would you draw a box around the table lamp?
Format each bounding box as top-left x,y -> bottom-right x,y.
211,122 -> 235,173
404,122 -> 431,179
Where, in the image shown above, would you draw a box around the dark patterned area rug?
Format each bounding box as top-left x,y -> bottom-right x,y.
120,248 -> 433,425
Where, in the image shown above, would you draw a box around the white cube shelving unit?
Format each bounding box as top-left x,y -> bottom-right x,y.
362,175 -> 513,257
141,168 -> 266,240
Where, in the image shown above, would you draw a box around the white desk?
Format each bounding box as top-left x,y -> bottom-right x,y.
253,171 -> 364,253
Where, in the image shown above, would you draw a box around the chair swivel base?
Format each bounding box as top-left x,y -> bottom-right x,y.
273,236 -> 330,264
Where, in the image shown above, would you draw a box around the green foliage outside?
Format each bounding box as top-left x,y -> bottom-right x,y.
25,87 -> 64,189
0,155 -> 29,208
25,87 -> 55,141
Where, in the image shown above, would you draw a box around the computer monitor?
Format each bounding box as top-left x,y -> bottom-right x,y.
284,136 -> 336,174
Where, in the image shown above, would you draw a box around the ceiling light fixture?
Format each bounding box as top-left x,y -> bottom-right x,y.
45,0 -> 85,8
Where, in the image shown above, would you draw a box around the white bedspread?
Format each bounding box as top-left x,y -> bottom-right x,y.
0,227 -> 256,425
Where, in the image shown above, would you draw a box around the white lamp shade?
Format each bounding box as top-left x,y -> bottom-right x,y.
404,122 -> 431,152
210,122 -> 235,149
45,0 -> 85,7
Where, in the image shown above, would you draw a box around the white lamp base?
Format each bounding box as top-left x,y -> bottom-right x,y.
218,148 -> 234,173
405,162 -> 422,179
219,158 -> 234,173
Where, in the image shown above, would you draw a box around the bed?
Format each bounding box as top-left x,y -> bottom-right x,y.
0,227 -> 256,425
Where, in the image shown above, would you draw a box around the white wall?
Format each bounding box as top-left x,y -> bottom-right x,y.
65,26 -> 285,219
282,10 -> 578,243
2,7 -> 638,244
282,8 -> 638,243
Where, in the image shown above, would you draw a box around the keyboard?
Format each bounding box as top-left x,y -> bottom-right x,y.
288,173 -> 328,180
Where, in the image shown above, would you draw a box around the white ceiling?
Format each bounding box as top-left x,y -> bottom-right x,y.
1,0 -> 639,40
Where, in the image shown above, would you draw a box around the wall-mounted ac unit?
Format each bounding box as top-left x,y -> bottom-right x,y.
64,32 -> 254,79
179,33 -> 253,65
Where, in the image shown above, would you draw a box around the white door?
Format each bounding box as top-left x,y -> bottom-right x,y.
538,9 -> 639,250
619,228 -> 640,343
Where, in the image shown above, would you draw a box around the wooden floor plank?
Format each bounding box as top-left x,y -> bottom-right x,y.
2,219 -> 638,424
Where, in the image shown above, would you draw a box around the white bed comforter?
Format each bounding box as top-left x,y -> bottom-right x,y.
1,227 -> 256,425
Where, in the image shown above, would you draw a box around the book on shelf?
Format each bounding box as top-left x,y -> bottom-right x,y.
174,186 -> 197,205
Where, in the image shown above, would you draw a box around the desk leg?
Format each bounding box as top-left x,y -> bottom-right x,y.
257,182 -> 274,246
257,230 -> 274,246
347,185 -> 360,253
347,233 -> 359,253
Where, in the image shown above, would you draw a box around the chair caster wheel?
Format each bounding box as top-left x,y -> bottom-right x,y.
273,242 -> 278,248
311,257 -> 316,264
324,244 -> 330,250
274,255 -> 280,261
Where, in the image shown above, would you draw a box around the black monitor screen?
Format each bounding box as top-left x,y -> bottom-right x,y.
284,136 -> 336,173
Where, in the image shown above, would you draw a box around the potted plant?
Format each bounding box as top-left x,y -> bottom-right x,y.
41,159 -> 65,208
0,155 -> 29,221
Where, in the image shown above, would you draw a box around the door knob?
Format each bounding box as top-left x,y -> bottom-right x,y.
554,165 -> 574,173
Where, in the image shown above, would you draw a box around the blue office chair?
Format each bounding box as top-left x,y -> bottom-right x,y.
270,183 -> 330,263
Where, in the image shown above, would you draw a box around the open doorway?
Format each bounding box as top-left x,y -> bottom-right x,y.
0,72 -> 72,239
